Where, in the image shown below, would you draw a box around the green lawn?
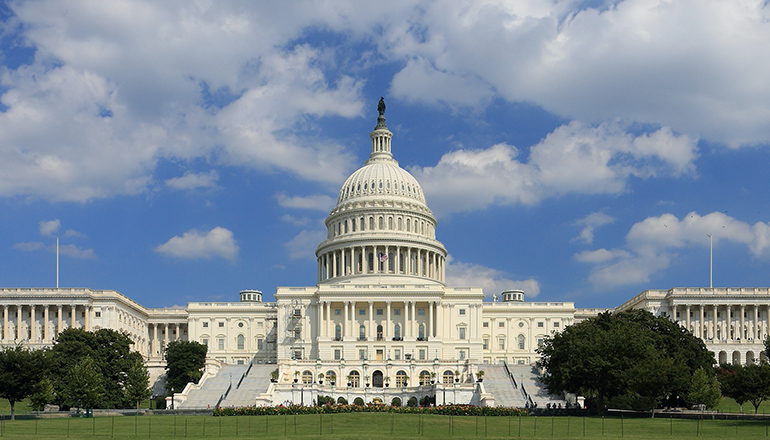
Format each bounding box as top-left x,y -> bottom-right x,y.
0,412 -> 769,439
716,397 -> 770,414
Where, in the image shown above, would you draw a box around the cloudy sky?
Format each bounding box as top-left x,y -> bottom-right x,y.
2,0 -> 770,308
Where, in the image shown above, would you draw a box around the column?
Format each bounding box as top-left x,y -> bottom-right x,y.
386,301 -> 391,339
429,301 -> 434,339
349,301 -> 355,339
317,301 -> 324,339
411,301 -> 417,338
17,306 -> 22,340
740,305 -> 746,340
2,305 -> 7,341
368,301 -> 373,340
57,305 -> 63,333
727,305 -> 732,340
164,323 -> 169,350
405,301 -> 411,338
754,306 -> 760,340
436,302 -> 443,341
85,306 -> 91,331
153,324 -> 159,355
685,305 -> 691,332
699,306 -> 704,340
71,305 -> 77,329
326,301 -> 331,338
30,306 -> 36,340
44,306 -> 50,341
343,301 -> 349,339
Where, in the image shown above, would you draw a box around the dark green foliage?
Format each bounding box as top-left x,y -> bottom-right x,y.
29,376 -> 56,411
420,395 -> 436,407
537,310 -> 714,413
317,395 -> 334,405
407,396 -> 418,407
353,397 -> 365,406
0,345 -> 48,419
391,397 -> 402,407
60,355 -> 103,408
124,356 -> 152,408
164,340 -> 207,393
688,367 -> 721,409
337,396 -> 348,404
50,328 -> 150,409
718,363 -> 770,413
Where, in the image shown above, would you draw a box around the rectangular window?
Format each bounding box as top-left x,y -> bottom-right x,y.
419,349 -> 426,360
459,350 -> 466,360
498,322 -> 505,328
394,309 -> 401,315
293,350 -> 302,360
95,311 -> 101,318
553,322 -> 560,328
334,349 -> 341,360
217,338 -> 224,350
483,322 -> 489,328
201,338 -> 208,346
237,360 -> 244,365
537,322 -> 544,328
335,309 -> 341,315
219,322 -> 225,328
394,349 -> 401,360
359,309 -> 365,315
359,349 -> 366,360
482,338 -> 489,350
459,328 -> 466,339
537,338 -> 544,348
459,309 -> 466,315
257,321 -> 263,327
418,309 -> 425,315
202,322 -> 209,328
498,338 -> 505,350
377,309 -> 383,315
257,339 -> 264,350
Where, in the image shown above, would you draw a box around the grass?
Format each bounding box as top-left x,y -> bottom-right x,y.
0,412 -> 770,439
716,397 -> 770,414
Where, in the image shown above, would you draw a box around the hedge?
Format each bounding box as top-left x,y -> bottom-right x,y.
213,403 -> 527,417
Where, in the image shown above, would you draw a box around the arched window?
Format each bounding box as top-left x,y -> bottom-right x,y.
443,370 -> 455,384
368,252 -> 374,272
418,324 -> 425,340
237,334 -> 245,350
348,370 -> 360,387
335,324 -> 341,341
394,324 -> 401,340
419,370 -> 431,386
326,370 -> 337,384
406,219 -> 411,232
518,334 -> 526,350
396,370 -> 408,387
359,324 -> 366,340
302,370 -> 313,384
378,217 -> 384,229
388,217 -> 393,229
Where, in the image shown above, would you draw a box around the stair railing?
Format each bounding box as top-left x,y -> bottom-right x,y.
503,361 -> 518,388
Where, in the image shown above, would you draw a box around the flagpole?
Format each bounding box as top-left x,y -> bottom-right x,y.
56,236 -> 59,289
708,233 -> 713,289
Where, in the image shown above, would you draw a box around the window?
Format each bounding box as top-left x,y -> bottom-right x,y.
238,322 -> 244,328
217,338 -> 224,350
396,370 -> 408,387
293,350 -> 302,360
459,350 -> 466,360
394,309 -> 401,315
257,338 -> 264,350
377,325 -> 383,340
394,349 -> 401,360
359,349 -> 366,360
553,322 -> 560,328
237,334 -> 245,350
335,309 -> 341,315
302,371 -> 313,384
459,309 -> 466,315
419,349 -> 426,360
483,338 -> 489,350
498,322 -> 505,328
518,334 -> 525,350
419,370 -> 431,385
498,338 -> 505,350
219,322 -> 225,328
483,322 -> 489,328
443,370 -> 455,384
418,309 -> 425,316
335,324 -> 342,341
537,338 -> 544,348
334,349 -> 341,360
359,324 -> 366,340
537,322 -> 544,328
394,324 -> 401,339
418,324 -> 425,340
326,371 -> 337,384
237,360 -> 244,365
458,327 -> 466,340
257,321 -> 263,327
202,322 -> 209,328
201,338 -> 208,346
376,309 -> 383,315
95,311 -> 101,318
359,309 -> 365,315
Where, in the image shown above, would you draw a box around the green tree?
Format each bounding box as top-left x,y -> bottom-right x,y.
688,367 -> 721,410
29,376 -> 57,411
718,364 -> 747,412
124,355 -> 152,409
164,340 -> 207,394
61,355 -> 104,409
0,345 -> 48,419
733,363 -> 770,414
538,310 -> 714,414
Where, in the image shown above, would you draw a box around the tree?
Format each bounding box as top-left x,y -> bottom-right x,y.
0,345 -> 48,419
164,340 -> 207,394
29,376 -> 57,411
124,355 -> 152,409
719,363 -> 770,414
538,310 -> 714,414
61,355 -> 103,409
688,367 -> 721,410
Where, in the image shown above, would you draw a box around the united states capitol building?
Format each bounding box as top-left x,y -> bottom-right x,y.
2,104 -> 769,407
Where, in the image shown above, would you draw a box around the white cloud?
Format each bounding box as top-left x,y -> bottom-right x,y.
285,229 -> 325,260
39,219 -> 60,236
13,241 -> 96,259
275,193 -> 335,211
445,256 -> 540,299
576,211 -> 770,289
13,242 -> 46,252
573,211 -> 615,245
413,121 -> 697,216
280,215 -> 311,227
155,227 -> 239,261
165,171 -> 219,191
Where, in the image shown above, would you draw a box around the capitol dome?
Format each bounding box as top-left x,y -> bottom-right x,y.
315,100 -> 447,285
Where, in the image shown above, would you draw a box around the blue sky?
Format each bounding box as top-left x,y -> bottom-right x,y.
2,1 -> 770,309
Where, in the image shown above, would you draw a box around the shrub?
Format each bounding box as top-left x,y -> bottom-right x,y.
337,397 -> 348,405
407,397 -> 418,407
391,397 -> 402,407
353,397 -> 365,406
317,395 -> 334,406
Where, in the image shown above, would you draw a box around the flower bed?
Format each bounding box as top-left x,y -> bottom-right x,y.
213,403 -> 527,417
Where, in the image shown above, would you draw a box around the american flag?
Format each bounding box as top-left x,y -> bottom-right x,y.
379,253 -> 388,262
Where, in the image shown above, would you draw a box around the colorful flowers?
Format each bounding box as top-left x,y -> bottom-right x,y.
213,403 -> 527,417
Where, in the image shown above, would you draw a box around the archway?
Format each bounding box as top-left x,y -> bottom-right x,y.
732,351 -> 741,364
718,351 -> 727,364
372,370 -> 384,387
747,351 -> 756,364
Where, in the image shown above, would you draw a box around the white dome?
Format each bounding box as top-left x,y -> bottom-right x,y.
337,160 -> 426,206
